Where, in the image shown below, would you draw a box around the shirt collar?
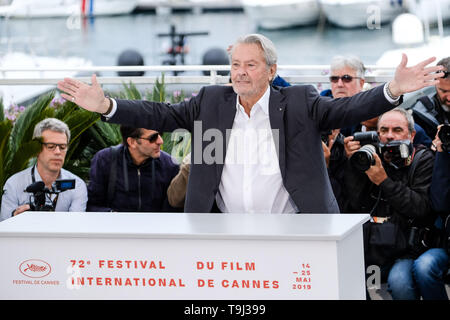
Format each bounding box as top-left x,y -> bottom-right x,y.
33,164 -> 62,181
236,85 -> 271,115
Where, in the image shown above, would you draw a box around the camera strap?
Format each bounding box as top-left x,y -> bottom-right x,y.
31,165 -> 36,183
407,148 -> 426,187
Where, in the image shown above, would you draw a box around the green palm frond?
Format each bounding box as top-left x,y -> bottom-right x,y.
0,120 -> 13,193
7,140 -> 41,178
90,121 -> 122,148
9,91 -> 55,154
63,109 -> 100,162
152,73 -> 166,102
53,100 -> 79,121
122,81 -> 142,100
0,97 -> 4,122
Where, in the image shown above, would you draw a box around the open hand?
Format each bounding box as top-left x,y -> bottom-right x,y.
389,54 -> 445,96
57,74 -> 110,114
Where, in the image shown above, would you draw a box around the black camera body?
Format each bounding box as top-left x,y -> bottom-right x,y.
349,131 -> 413,171
25,179 -> 76,211
438,124 -> 450,152
349,131 -> 380,171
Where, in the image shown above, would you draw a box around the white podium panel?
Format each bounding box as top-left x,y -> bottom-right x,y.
0,212 -> 369,300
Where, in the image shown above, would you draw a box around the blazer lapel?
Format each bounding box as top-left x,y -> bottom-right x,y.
268,87 -> 287,179
216,91 -> 237,182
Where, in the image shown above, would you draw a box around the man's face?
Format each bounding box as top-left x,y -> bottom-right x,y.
436,78 -> 450,108
132,129 -> 163,159
231,43 -> 276,101
37,130 -> 68,174
378,111 -> 415,144
330,66 -> 365,98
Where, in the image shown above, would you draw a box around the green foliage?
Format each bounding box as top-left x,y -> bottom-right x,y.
120,81 -> 142,100
152,74 -> 166,102
0,98 -> 4,122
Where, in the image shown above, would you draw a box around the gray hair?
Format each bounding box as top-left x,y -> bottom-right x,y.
330,55 -> 366,79
437,56 -> 450,73
32,118 -> 71,142
378,107 -> 415,134
231,33 -> 278,67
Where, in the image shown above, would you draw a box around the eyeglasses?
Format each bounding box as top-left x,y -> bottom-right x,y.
41,142 -> 68,151
329,75 -> 361,83
137,132 -> 160,143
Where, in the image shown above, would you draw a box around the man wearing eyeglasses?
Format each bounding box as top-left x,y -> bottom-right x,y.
0,118 -> 87,221
86,125 -> 180,212
411,57 -> 450,144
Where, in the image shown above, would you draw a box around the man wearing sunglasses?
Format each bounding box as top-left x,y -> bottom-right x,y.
86,126 -> 180,212
58,33 -> 445,214
411,57 -> 450,143
0,118 -> 87,221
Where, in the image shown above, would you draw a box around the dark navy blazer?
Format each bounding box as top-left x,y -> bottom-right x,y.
107,84 -> 396,213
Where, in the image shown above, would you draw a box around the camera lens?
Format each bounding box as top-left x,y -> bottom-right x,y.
350,144 -> 376,171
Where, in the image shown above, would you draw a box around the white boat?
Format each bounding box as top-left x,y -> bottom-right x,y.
319,0 -> 404,28
0,0 -> 138,18
242,0 -> 320,30
0,52 -> 92,108
404,0 -> 450,25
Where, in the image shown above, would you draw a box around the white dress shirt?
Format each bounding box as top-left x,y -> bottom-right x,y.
215,86 -> 297,213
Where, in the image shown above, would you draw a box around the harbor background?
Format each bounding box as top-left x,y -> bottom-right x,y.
1,9 -> 449,73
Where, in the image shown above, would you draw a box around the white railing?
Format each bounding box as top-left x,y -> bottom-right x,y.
0,65 -> 397,85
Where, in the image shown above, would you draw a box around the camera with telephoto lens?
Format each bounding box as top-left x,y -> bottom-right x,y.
25,179 -> 76,211
349,131 -> 380,171
438,124 -> 450,152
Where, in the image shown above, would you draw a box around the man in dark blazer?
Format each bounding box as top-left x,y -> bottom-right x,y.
58,34 -> 444,214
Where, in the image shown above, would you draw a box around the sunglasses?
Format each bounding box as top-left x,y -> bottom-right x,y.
137,132 -> 160,143
329,75 -> 361,83
41,142 -> 68,151
441,70 -> 449,79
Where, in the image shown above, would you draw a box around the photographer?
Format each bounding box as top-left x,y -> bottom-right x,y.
411,57 -> 450,141
344,108 -> 448,300
429,125 -> 450,284
0,118 -> 87,221
430,124 -> 450,213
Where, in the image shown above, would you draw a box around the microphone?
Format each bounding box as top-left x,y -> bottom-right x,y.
25,181 -> 45,193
